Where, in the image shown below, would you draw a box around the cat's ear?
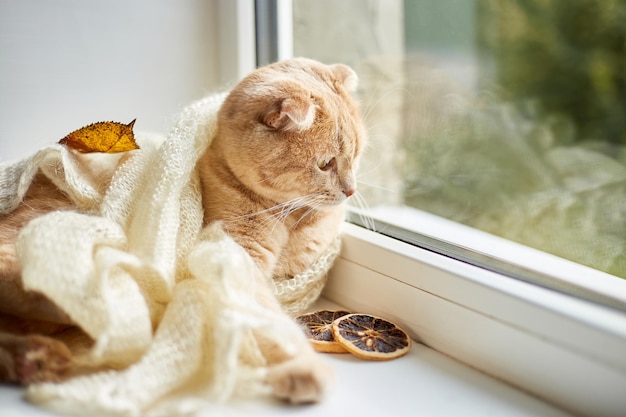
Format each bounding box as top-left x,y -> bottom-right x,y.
330,64 -> 358,92
263,95 -> 316,131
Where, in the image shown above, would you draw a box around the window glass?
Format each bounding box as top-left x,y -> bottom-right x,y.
293,0 -> 626,280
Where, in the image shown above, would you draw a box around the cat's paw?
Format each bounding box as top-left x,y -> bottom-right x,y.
15,335 -> 73,384
265,352 -> 334,404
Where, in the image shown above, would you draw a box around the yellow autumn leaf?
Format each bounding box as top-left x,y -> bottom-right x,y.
59,119 -> 139,153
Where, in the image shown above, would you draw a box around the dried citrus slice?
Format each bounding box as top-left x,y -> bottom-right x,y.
331,313 -> 411,360
295,310 -> 351,353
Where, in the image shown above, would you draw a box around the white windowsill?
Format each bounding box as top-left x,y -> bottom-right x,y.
323,221 -> 626,417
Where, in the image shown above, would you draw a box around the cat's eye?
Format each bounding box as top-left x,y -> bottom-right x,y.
317,157 -> 336,171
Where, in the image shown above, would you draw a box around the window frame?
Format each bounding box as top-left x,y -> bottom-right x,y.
251,1 -> 626,415
348,206 -> 626,311
216,0 -> 257,85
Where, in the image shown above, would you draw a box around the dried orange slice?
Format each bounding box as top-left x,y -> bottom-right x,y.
331,313 -> 411,361
295,310 -> 351,353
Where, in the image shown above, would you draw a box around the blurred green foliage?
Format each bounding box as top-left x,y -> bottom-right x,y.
401,0 -> 626,278
477,0 -> 626,147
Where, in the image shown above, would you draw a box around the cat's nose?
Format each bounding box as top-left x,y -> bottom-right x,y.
343,187 -> 355,197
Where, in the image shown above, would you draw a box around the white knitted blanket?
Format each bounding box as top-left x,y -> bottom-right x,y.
0,93 -> 339,416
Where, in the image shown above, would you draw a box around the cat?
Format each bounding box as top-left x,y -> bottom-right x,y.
0,173 -> 77,384
198,58 -> 365,401
200,58 -> 364,281
0,57 -> 366,403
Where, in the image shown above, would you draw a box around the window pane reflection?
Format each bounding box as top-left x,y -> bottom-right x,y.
293,0 -> 626,279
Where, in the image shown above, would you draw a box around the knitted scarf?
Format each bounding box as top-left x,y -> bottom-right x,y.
0,93 -> 339,416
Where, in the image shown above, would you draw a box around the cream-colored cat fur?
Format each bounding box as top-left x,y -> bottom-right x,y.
199,58 -> 365,403
200,58 -> 364,281
0,58 -> 366,415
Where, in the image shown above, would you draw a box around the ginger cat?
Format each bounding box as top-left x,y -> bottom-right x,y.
198,58 -> 366,401
0,58 -> 366,403
200,58 -> 364,280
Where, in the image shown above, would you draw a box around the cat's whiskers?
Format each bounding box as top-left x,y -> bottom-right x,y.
272,194 -> 321,220
264,194 -> 327,234
356,179 -> 398,193
274,194 -> 329,229
290,195 -> 328,229
228,194 -> 316,221
347,190 -> 376,232
226,193 -> 327,232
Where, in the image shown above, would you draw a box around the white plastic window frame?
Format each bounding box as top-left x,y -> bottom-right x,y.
233,1 -> 626,416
